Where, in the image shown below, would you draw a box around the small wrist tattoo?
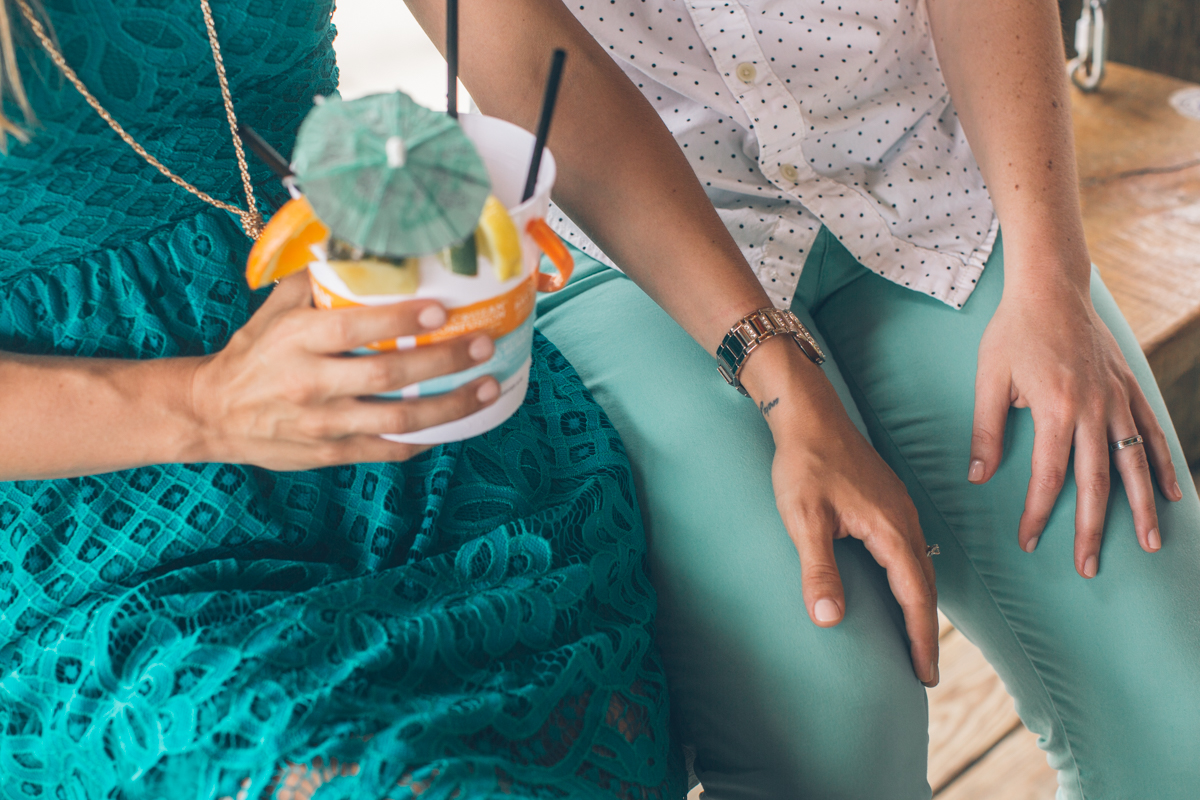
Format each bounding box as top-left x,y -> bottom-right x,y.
759,397 -> 780,417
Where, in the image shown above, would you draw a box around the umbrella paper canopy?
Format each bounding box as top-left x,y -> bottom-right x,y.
291,92 -> 492,257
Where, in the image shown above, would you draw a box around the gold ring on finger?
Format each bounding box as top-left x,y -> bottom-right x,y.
1109,434 -> 1144,453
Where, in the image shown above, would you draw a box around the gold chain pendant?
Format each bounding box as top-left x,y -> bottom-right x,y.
16,0 -> 265,240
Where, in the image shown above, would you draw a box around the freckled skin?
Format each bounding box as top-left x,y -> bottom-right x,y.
926,0 -> 1089,282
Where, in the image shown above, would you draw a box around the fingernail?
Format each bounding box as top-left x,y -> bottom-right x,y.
1023,536 -> 1039,553
476,380 -> 499,403
814,598 -> 840,623
968,459 -> 985,483
1148,528 -> 1162,551
925,659 -> 939,686
418,304 -> 447,329
468,335 -> 494,362
1083,555 -> 1098,579
1172,481 -> 1183,501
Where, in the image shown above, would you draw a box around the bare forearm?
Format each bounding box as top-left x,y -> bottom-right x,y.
404,0 -> 773,354
926,0 -> 1090,295
0,352 -> 205,480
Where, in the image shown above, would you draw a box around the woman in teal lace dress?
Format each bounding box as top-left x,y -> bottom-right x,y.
0,1 -> 682,798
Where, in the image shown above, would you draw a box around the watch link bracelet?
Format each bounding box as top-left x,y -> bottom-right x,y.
716,307 -> 826,395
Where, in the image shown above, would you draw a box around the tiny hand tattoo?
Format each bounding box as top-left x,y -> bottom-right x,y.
759,397 -> 779,417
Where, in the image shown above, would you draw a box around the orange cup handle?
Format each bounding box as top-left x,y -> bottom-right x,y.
527,217 -> 574,293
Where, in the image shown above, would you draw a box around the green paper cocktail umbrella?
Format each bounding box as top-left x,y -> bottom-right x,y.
291,91 -> 491,257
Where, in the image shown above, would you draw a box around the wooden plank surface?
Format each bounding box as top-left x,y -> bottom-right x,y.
1073,62 -> 1200,351
1082,165 -> 1200,350
1072,63 -> 1200,184
927,629 -> 1021,793
934,725 -> 1059,800
938,609 -> 954,640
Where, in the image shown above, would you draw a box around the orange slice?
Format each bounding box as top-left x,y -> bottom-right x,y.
245,197 -> 330,289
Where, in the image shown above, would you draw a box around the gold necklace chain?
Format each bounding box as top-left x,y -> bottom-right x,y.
16,0 -> 265,239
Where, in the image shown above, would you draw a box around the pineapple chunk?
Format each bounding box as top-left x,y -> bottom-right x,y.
329,256 -> 420,295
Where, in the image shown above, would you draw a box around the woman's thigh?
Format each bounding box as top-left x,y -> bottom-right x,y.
536,258 -> 931,800
811,233 -> 1200,799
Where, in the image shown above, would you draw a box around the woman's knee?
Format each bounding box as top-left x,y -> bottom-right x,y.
660,537 -> 930,800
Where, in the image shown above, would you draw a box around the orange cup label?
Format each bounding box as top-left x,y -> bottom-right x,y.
310,269 -> 538,351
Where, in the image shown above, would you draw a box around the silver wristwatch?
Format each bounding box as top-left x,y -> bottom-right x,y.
716,308 -> 826,395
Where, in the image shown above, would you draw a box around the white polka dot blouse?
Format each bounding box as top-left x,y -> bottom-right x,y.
550,0 -> 999,309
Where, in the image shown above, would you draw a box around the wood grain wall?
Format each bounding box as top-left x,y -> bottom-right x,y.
1058,0 -> 1200,84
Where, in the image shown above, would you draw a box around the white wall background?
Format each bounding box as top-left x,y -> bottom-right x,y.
332,0 -> 473,111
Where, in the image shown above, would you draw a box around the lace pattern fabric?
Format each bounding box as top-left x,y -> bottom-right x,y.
0,1 -> 683,796
0,335 -> 683,800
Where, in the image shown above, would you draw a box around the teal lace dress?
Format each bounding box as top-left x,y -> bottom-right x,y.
0,2 -> 684,798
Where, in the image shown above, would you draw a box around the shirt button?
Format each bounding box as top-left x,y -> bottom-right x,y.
735,62 -> 757,84
780,163 -> 799,182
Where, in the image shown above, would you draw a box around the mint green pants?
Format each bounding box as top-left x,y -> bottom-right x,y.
535,230 -> 1200,799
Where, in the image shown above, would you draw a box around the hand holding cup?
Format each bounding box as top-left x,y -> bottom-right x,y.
190,273 -> 499,470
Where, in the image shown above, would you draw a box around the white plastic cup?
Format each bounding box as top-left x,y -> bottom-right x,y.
307,114 -> 573,444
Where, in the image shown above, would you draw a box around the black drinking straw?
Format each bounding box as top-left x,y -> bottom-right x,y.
238,123 -> 293,178
522,49 -> 567,203
237,123 -> 294,212
446,0 -> 459,118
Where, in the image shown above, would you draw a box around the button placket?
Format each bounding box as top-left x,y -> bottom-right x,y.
685,2 -> 812,185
